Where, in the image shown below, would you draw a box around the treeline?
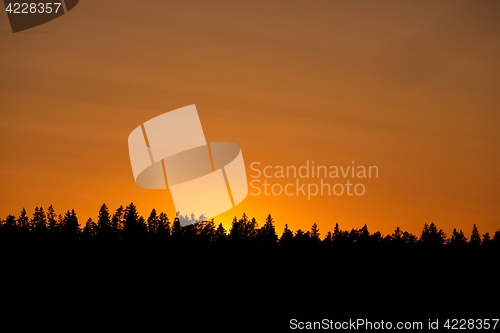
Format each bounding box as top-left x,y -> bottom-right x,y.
1,203 -> 496,332
1,202 -> 499,252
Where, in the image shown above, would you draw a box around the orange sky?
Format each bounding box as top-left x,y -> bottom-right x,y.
1,0 -> 499,238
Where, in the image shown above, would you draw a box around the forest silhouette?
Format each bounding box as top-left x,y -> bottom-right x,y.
1,202 -> 499,253
1,203 -> 498,329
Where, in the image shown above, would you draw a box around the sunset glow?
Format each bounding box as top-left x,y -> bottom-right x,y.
1,0 -> 499,238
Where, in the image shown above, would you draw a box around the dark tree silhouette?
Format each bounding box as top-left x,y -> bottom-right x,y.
1,203 -> 499,332
31,206 -> 47,237
293,229 -> 306,245
390,226 -> 405,248
1,203 -> 499,270
47,205 -> 57,236
111,205 -> 124,235
138,216 -> 146,236
96,203 -> 112,239
333,222 -> 341,239
120,202 -> 147,241
331,223 -> 349,248
83,218 -> 97,239
322,230 -> 333,247
2,215 -> 16,236
348,228 -> 358,244
420,222 -> 447,248
482,232 -> 491,249
123,203 -> 138,234
371,231 -> 383,245
157,212 -> 170,241
17,208 -> 29,234
402,231 -> 418,246
214,223 -> 226,243
171,215 -> 182,241
279,224 -> 294,247
359,223 -> 369,238
310,222 -> 320,243
258,214 -> 278,246
229,216 -> 242,242
245,217 -> 259,240
469,224 -> 481,248
146,209 -> 159,236
493,229 -> 500,248
392,226 -> 403,239
61,209 -> 80,240
449,228 -> 468,248
200,219 -> 216,243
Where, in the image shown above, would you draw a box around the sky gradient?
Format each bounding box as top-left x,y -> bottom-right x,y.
1,0 -> 499,237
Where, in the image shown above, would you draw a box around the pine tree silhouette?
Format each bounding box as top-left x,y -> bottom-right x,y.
469,224 -> 481,247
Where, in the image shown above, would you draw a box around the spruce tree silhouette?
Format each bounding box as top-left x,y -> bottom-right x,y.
321,230 -> 333,249
47,205 -> 59,237
111,205 -> 124,236
237,213 -> 249,241
420,222 -> 447,249
231,213 -> 258,245
469,224 -> 481,248
31,206 -> 47,236
182,222 -> 199,244
1,215 -> 17,240
214,223 -> 227,245
357,224 -> 370,249
47,205 -> 57,237
245,217 -> 259,241
331,222 -> 350,249
449,228 -> 468,249
170,215 -> 182,244
402,230 -> 418,247
258,214 -> 278,247
371,231 -> 383,248
83,218 -> 97,240
199,218 -> 216,244
309,222 -> 320,244
17,208 -> 29,234
61,210 -> 80,240
279,223 -> 294,248
123,203 -> 141,240
333,222 -> 341,240
157,212 -> 170,241
391,226 -> 405,249
96,203 -> 112,240
348,227 -> 359,244
481,232 -> 491,249
146,209 -> 159,236
229,216 -> 242,243
294,228 -> 305,243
